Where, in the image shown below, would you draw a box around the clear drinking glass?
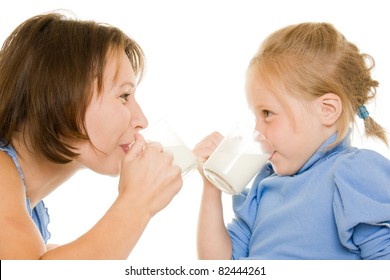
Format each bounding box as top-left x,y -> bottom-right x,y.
203,123 -> 271,194
142,119 -> 197,177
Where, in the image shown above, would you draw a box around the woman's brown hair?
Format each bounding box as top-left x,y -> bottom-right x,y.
0,13 -> 145,163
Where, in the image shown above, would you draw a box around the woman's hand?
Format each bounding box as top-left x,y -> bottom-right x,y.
118,133 -> 183,218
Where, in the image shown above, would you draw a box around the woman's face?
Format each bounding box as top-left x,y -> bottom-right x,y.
76,50 -> 148,175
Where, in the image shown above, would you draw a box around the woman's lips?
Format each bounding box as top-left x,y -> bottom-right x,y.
120,141 -> 135,153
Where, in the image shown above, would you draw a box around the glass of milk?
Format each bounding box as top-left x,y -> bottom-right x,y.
142,119 -> 197,177
203,123 -> 271,195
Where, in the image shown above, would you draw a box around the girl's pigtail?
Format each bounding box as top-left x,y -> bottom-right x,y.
358,105 -> 388,146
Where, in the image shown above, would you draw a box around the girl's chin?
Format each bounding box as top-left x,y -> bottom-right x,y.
272,164 -> 299,177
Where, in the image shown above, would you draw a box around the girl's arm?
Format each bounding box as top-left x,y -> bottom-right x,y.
193,132 -> 232,259
197,179 -> 232,259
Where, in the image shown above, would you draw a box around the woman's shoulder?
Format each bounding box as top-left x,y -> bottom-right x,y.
0,150 -> 25,205
0,150 -> 47,259
0,149 -> 21,179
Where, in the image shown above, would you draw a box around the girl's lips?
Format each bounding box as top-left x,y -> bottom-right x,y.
268,151 -> 276,161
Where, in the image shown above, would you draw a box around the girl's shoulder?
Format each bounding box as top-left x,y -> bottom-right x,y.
333,148 -> 390,175
332,148 -> 390,259
332,147 -> 390,201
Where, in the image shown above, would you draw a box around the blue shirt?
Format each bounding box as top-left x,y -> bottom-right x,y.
227,132 -> 390,259
0,142 -> 51,243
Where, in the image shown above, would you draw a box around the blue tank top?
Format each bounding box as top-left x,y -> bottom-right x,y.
0,141 -> 51,243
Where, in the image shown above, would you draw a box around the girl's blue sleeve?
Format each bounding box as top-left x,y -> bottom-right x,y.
333,149 -> 390,259
227,189 -> 257,259
227,164 -> 273,259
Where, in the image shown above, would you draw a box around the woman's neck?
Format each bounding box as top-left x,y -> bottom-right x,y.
12,138 -> 83,207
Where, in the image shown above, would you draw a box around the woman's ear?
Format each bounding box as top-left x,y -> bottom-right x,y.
317,93 -> 342,126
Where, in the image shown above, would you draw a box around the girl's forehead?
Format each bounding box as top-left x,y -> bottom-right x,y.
246,71 -> 311,116
246,71 -> 279,103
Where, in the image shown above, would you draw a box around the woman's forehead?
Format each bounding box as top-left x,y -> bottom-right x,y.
104,51 -> 135,85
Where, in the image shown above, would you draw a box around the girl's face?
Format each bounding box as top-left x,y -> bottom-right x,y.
76,50 -> 148,175
246,68 -> 328,176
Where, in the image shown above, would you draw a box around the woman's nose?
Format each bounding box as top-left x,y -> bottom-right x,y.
130,100 -> 148,131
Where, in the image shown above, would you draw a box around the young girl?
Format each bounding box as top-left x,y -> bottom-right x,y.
0,13 -> 182,259
194,22 -> 390,259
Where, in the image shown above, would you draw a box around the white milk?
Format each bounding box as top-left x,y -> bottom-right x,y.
163,145 -> 197,176
204,152 -> 268,194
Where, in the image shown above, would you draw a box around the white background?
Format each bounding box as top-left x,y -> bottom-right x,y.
1,0 -> 390,262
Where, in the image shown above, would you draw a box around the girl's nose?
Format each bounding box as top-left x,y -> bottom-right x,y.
254,129 -> 273,155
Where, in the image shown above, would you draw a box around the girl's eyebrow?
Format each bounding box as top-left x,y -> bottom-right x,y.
251,104 -> 269,111
118,82 -> 135,89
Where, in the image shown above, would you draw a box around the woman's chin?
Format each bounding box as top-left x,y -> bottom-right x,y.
91,163 -> 121,177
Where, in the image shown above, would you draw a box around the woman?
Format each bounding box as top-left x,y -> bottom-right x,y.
0,13 -> 182,259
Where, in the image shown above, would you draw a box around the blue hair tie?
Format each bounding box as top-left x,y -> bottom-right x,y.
358,105 -> 369,120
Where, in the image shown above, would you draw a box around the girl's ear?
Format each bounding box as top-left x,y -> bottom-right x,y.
317,93 -> 342,126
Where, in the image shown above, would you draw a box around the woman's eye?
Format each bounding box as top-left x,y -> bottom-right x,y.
119,93 -> 131,104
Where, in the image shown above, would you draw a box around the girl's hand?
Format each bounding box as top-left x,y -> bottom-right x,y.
192,132 -> 224,177
118,133 -> 183,218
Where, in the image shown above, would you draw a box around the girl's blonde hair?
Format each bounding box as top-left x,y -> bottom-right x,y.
249,22 -> 387,146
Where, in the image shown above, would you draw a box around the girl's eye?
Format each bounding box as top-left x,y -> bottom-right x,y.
263,110 -> 273,118
119,93 -> 131,104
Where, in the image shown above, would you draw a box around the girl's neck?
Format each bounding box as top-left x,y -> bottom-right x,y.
12,137 -> 83,207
